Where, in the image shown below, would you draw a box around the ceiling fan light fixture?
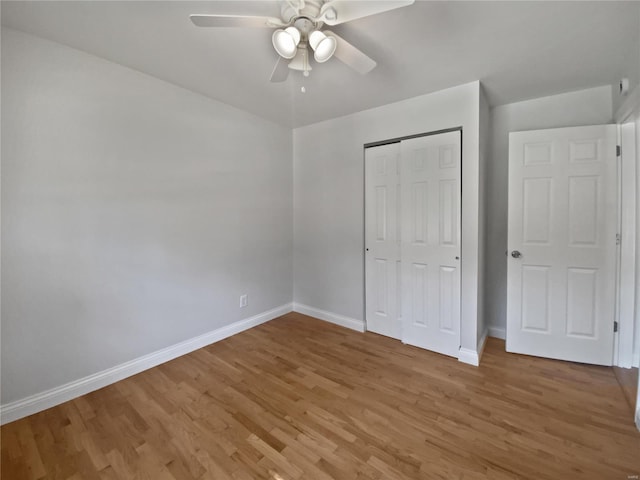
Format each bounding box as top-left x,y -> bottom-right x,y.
309,30 -> 337,63
272,26 -> 301,59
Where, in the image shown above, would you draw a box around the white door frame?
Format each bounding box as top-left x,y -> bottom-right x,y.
616,121 -> 637,368
615,86 -> 640,369
615,84 -> 640,430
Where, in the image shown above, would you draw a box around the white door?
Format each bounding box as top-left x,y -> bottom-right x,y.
507,125 -> 617,365
401,131 -> 461,357
365,142 -> 401,339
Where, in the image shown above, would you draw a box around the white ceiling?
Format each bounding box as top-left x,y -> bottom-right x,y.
2,1 -> 639,127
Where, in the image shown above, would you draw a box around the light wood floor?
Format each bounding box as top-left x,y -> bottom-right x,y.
613,365 -> 639,416
2,312 -> 639,479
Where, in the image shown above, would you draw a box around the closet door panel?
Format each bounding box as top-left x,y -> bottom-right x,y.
401,131 -> 461,357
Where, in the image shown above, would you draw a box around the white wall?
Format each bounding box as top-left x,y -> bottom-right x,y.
611,6 -> 640,118
293,82 -> 483,356
485,86 -> 613,333
1,29 -> 293,405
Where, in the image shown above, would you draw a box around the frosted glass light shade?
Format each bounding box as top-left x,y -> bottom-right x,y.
309,30 -> 337,63
288,46 -> 312,72
272,27 -> 301,59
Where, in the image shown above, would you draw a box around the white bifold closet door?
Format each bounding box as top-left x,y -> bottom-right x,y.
365,142 -> 402,340
400,132 -> 461,357
365,131 -> 461,357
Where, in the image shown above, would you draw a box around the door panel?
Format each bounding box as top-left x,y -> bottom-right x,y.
507,125 -> 617,365
521,265 -> 550,332
522,177 -> 552,244
365,143 -> 401,339
401,131 -> 461,357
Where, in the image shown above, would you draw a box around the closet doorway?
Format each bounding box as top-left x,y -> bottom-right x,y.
365,129 -> 462,357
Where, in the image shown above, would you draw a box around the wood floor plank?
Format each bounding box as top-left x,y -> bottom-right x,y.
2,312 -> 640,479
614,365 -> 639,415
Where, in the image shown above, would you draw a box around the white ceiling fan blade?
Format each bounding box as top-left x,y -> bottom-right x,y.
190,15 -> 286,28
270,57 -> 290,83
320,0 -> 414,26
326,31 -> 376,74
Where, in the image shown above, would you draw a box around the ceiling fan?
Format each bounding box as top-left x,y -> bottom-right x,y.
190,0 -> 414,82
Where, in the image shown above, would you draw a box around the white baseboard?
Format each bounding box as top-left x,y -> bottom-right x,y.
488,326 -> 506,340
458,328 -> 488,367
633,351 -> 639,368
293,303 -> 365,332
458,347 -> 479,366
1,303 -> 293,425
477,328 -> 488,363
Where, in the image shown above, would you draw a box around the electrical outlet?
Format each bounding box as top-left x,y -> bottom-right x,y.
240,294 -> 248,308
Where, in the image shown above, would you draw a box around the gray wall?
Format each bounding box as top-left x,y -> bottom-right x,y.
478,86 -> 491,345
1,29 -> 293,404
485,86 -> 613,333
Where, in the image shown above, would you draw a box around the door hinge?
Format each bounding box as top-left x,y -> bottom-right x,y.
616,233 -> 621,245
616,145 -> 621,157
614,321 -> 618,333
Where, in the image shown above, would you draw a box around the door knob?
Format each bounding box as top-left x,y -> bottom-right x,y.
511,250 -> 522,258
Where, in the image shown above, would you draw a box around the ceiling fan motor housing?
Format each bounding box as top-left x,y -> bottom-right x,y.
281,0 -> 324,24
276,1 -> 330,71
292,17 -> 317,38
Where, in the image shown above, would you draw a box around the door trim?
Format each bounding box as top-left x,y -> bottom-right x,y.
615,87 -> 640,369
364,126 -> 462,149
616,122 -> 637,368
614,82 -> 640,428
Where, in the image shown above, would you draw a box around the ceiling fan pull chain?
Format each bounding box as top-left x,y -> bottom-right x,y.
303,48 -> 310,77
